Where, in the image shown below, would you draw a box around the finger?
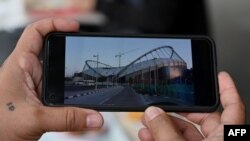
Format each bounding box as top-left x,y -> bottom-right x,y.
218,71 -> 245,124
37,61 -> 43,98
140,114 -> 204,141
143,106 -> 186,141
169,116 -> 204,141
181,112 -> 221,137
14,18 -> 79,86
182,112 -> 219,125
15,18 -> 80,56
39,107 -> 103,132
20,53 -> 43,89
37,78 -> 42,100
138,128 -> 155,141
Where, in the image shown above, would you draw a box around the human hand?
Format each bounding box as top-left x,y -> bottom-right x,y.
0,18 -> 103,141
138,72 -> 245,141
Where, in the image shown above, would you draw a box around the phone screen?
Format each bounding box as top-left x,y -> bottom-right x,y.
43,33 -> 219,112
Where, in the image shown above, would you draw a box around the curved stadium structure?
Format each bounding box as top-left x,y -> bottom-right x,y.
81,46 -> 192,97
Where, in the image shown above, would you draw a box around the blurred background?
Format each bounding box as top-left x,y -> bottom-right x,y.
0,0 -> 249,140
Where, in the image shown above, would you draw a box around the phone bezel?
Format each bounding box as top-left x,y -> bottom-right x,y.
42,32 -> 219,112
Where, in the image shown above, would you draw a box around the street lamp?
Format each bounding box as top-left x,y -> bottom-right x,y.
93,54 -> 99,90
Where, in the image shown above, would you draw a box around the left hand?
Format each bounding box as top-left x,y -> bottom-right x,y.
0,18 -> 104,141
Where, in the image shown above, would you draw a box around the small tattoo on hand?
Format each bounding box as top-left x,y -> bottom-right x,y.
7,102 -> 15,111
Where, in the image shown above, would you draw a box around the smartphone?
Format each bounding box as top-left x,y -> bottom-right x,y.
42,32 -> 219,112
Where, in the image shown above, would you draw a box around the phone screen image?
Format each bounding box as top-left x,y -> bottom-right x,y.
64,36 -> 194,107
43,33 -> 219,112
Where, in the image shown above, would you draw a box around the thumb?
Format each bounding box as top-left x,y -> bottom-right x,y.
143,106 -> 186,141
39,107 -> 103,132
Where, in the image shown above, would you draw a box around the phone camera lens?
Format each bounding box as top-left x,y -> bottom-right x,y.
49,93 -> 56,100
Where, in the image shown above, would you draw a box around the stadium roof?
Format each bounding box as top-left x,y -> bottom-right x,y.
82,46 -> 187,78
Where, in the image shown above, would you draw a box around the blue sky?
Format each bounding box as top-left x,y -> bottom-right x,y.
65,36 -> 192,76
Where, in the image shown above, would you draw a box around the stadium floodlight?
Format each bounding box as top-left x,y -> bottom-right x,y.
93,54 -> 99,90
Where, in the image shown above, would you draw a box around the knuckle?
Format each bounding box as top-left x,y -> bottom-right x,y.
18,53 -> 31,70
150,114 -> 167,128
31,107 -> 45,127
25,23 -> 35,32
237,102 -> 246,115
25,18 -> 54,31
240,101 -> 246,110
65,108 -> 83,131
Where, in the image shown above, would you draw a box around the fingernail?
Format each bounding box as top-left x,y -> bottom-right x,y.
86,114 -> 103,128
145,106 -> 165,122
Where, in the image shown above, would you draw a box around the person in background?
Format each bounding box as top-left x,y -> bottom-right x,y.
0,18 -> 245,141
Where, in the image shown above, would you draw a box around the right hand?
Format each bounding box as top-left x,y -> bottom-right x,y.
139,72 -> 246,141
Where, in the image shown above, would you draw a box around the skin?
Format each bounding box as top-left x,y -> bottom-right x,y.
0,18 -> 104,141
138,72 -> 246,141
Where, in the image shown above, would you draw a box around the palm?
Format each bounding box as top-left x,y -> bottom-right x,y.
205,124 -> 223,141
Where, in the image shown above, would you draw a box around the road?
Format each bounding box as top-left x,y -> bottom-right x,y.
64,85 -> 193,106
65,86 -> 147,106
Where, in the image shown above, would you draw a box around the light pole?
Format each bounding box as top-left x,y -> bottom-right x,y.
93,54 -> 99,90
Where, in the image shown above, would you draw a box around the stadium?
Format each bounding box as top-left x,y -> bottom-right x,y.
66,46 -> 194,106
79,46 -> 193,98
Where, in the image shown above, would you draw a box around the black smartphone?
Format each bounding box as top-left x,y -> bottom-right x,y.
42,32 -> 219,112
